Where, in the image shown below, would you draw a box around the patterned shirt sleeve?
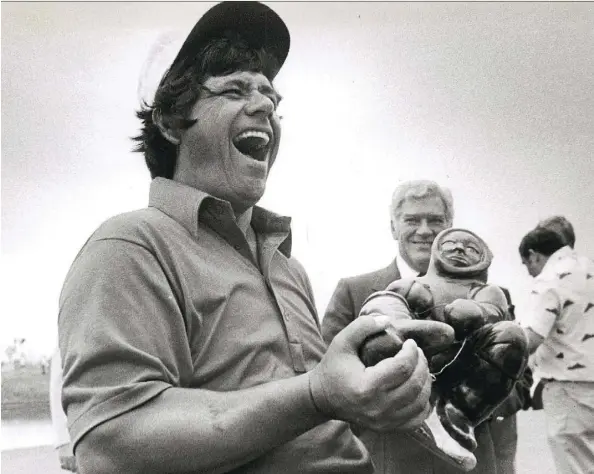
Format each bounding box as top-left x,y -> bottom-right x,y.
523,283 -> 561,339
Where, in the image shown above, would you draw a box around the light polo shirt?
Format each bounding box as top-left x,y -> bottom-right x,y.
523,246 -> 594,382
59,177 -> 371,473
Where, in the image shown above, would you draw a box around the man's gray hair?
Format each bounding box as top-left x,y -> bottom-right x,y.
390,180 -> 454,223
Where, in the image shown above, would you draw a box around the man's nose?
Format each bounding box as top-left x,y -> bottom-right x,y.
416,220 -> 432,236
245,91 -> 275,117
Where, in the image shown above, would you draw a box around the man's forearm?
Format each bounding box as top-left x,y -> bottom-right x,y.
76,373 -> 328,474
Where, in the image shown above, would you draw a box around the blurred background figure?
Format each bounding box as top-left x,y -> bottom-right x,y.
519,224 -> 594,474
4,338 -> 28,370
530,215 -> 580,407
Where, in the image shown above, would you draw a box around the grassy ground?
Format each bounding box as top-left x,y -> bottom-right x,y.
1,365 -> 51,421
2,445 -> 65,474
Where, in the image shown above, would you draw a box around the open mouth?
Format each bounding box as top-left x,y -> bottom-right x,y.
233,130 -> 271,162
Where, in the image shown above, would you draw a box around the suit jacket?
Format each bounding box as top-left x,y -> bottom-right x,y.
321,260 -> 499,474
322,259 -> 401,345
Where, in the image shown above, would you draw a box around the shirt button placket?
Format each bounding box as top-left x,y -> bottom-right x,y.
265,278 -> 306,373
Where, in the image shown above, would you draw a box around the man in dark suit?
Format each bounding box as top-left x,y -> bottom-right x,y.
322,180 -> 520,474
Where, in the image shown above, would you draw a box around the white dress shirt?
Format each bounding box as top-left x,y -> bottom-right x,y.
396,251 -> 420,279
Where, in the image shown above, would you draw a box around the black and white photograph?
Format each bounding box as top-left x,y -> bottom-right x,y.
2,2 -> 593,473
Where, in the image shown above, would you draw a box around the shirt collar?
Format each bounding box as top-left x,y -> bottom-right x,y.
538,245 -> 575,279
396,250 -> 420,278
148,177 -> 293,257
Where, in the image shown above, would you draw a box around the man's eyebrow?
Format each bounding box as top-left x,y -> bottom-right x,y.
210,78 -> 245,89
402,213 -> 443,218
259,83 -> 283,103
217,78 -> 282,102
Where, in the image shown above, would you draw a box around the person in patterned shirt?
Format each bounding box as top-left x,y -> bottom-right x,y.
519,226 -> 594,474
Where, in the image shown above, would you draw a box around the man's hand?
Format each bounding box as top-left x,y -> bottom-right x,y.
57,443 -> 77,472
310,316 -> 432,432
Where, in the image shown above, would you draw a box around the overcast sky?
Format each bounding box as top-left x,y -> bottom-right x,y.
2,2 -> 593,357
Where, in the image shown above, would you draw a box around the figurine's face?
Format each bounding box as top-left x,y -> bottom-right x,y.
439,231 -> 483,267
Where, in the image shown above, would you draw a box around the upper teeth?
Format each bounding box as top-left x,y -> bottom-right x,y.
236,130 -> 270,146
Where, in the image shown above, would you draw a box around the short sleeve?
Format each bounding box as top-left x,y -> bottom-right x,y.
58,238 -> 191,449
288,256 -> 320,326
522,285 -> 561,339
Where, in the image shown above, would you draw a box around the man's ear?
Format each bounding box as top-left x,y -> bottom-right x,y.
528,249 -> 544,264
390,217 -> 400,241
152,109 -> 181,145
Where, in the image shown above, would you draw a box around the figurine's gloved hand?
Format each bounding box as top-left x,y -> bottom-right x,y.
359,320 -> 457,367
434,321 -> 529,451
357,290 -> 455,367
385,280 -> 435,319
443,299 -> 488,339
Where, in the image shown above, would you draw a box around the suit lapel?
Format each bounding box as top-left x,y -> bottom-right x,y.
371,258 -> 401,291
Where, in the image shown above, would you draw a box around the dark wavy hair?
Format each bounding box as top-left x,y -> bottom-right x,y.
518,227 -> 566,259
537,215 -> 575,249
132,31 -> 280,179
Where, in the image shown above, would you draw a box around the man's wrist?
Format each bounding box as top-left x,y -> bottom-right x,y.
308,370 -> 335,420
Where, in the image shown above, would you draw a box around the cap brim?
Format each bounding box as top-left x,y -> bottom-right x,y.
169,1 -> 290,80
